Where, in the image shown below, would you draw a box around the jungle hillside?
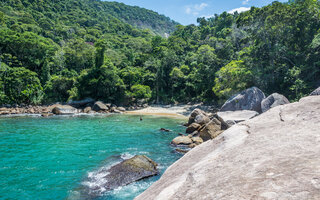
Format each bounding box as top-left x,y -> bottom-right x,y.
0,0 -> 319,105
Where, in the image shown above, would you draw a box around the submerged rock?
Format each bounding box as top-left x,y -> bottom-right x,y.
52,105 -> 77,115
261,93 -> 290,113
136,96 -> 320,200
160,128 -> 171,132
220,87 -> 265,113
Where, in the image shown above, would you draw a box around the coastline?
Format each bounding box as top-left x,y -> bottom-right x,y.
0,103 -> 214,119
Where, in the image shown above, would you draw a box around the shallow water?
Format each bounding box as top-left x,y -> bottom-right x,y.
0,114 -> 185,200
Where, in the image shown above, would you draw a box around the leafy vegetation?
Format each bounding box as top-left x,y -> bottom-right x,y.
0,0 -> 319,105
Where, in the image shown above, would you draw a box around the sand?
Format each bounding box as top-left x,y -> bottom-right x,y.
125,105 -> 194,118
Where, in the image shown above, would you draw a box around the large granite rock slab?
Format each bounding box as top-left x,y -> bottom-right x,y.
220,87 -> 265,113
218,110 -> 259,125
136,96 -> 320,200
310,87 -> 320,96
261,93 -> 290,113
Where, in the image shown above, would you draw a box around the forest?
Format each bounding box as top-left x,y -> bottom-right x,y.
0,0 -> 319,105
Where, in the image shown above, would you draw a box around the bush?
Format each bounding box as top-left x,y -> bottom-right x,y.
129,84 -> 152,99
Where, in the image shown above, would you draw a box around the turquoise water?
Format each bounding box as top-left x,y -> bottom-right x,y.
0,114 -> 185,200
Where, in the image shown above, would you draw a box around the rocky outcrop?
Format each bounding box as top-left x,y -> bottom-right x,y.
187,108 -> 207,125
199,118 -> 224,141
218,110 -> 259,125
92,101 -> 109,112
52,105 -> 78,115
261,93 -> 290,113
0,106 -> 49,115
136,96 -> 320,200
173,108 -> 229,149
185,123 -> 201,134
310,87 -> 320,96
84,155 -> 158,198
220,87 -> 266,113
194,114 -> 210,125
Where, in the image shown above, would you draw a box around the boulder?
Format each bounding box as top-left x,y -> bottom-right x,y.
68,98 -> 95,108
194,114 -> 210,125
83,106 -> 92,113
92,101 -> 108,112
117,107 -> 126,112
199,118 -> 223,141
310,87 -> 320,96
136,96 -> 320,200
52,105 -> 77,115
217,110 -> 259,124
188,109 -> 207,125
84,155 -> 158,197
220,87 -> 266,113
186,123 -> 201,134
261,93 -> 290,113
171,136 -> 193,146
191,137 -> 203,145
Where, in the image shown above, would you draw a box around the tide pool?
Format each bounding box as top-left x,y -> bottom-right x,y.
0,114 -> 185,200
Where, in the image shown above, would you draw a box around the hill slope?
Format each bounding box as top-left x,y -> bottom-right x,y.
0,0 -> 178,37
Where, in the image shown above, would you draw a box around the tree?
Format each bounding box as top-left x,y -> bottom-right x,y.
213,60 -> 253,99
77,59 -> 125,103
0,67 -> 43,104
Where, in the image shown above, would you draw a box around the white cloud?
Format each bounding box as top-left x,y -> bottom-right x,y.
242,0 -> 250,5
185,3 -> 209,16
228,7 -> 250,14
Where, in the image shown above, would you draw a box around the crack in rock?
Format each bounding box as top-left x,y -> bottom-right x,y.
279,108 -> 285,122
241,123 -> 251,135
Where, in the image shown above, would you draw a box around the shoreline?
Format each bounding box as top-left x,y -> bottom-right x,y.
0,103 -> 215,119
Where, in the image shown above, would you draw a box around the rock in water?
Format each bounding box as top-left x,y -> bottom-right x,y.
83,155 -> 158,198
310,87 -> 320,96
92,101 -> 108,112
135,96 -> 320,200
52,105 -> 77,115
261,93 -> 290,113
171,136 -> 193,145
220,87 -> 265,113
105,155 -> 158,190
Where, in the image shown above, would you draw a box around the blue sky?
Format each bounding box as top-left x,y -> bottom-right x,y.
107,0 -> 288,25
